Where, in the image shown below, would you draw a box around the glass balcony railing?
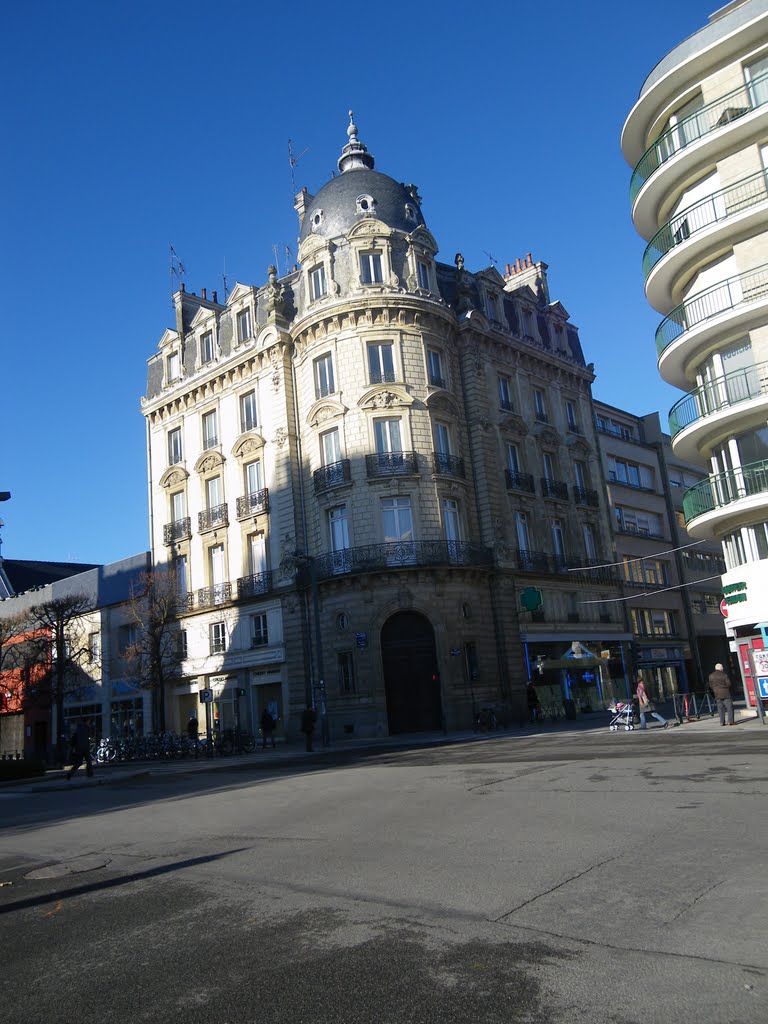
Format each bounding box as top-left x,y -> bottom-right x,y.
643,170 -> 768,278
630,70 -> 768,202
669,361 -> 768,437
682,457 -> 768,523
656,264 -> 768,356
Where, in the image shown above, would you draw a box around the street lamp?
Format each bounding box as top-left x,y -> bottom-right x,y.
293,551 -> 330,747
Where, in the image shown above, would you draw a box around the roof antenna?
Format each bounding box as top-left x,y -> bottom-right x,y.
221,256 -> 229,303
482,249 -> 498,267
272,244 -> 281,277
170,244 -> 186,305
288,138 -> 309,195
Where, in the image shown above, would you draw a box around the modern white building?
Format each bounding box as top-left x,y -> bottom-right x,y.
623,0 -> 768,704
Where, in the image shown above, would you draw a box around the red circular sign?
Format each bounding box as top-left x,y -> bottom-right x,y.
720,599 -> 729,618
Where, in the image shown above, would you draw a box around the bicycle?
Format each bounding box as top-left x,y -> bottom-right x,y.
473,706 -> 498,732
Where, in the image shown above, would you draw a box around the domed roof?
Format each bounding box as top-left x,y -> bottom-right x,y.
299,114 -> 426,243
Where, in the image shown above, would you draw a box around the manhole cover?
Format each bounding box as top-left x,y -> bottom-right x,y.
25,855 -> 111,880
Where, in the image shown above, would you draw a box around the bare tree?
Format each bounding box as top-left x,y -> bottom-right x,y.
0,610 -> 28,753
122,567 -> 184,733
27,594 -> 93,763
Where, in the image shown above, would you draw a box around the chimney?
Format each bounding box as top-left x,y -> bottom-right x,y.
212,290 -> 218,303
180,282 -> 185,293
201,287 -> 207,300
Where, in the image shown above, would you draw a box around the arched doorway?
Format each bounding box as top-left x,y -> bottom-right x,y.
381,611 -> 442,734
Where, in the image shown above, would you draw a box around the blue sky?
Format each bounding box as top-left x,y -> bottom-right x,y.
1,0 -> 713,566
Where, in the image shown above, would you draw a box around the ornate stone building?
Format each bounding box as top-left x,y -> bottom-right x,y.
142,116 -> 629,740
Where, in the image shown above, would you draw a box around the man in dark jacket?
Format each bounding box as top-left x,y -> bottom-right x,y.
66,719 -> 94,779
708,663 -> 734,726
300,706 -> 317,752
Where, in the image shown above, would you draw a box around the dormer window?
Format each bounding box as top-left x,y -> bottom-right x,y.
310,264 -> 327,301
360,251 -> 383,285
417,261 -> 430,290
486,292 -> 499,322
167,351 -> 180,384
405,204 -> 416,222
237,308 -> 253,344
311,209 -> 324,231
200,331 -> 215,365
356,194 -> 376,214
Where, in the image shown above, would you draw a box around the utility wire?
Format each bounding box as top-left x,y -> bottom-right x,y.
567,538 -> 707,571
580,573 -> 722,604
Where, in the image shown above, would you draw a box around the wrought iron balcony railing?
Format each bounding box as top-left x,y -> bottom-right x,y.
573,486 -> 599,506
432,452 -> 465,478
682,457 -> 768,523
516,549 -> 550,572
541,477 -> 569,500
615,522 -> 666,541
302,541 -> 494,582
178,592 -> 195,612
643,170 -> 768,278
237,571 -> 273,599
365,451 -> 418,478
198,504 -> 228,532
203,435 -> 219,451
515,550 -> 618,584
197,583 -> 232,608
369,370 -> 397,384
505,469 -> 535,494
236,488 -> 269,519
656,264 -> 768,356
428,374 -> 447,389
669,360 -> 768,437
630,69 -> 768,202
313,459 -> 352,493
163,517 -> 191,544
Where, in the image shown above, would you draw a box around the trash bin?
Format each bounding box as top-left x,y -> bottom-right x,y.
563,699 -> 577,721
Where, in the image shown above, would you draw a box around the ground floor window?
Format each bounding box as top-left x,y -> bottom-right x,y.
63,704 -> 102,741
110,698 -> 144,738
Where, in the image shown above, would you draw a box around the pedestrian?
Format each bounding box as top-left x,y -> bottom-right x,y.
526,681 -> 541,723
187,716 -> 199,741
635,676 -> 668,729
708,662 -> 735,726
66,719 -> 94,779
300,705 -> 317,752
260,706 -> 277,749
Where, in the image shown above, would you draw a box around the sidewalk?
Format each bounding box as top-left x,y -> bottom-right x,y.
2,704 -> 763,793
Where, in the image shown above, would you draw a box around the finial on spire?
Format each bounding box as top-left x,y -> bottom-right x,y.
338,109 -> 374,173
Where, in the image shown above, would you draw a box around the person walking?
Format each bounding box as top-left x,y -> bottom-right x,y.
300,705 -> 317,752
526,681 -> 541,723
708,662 -> 735,726
260,706 -> 277,749
635,677 -> 668,729
66,719 -> 94,779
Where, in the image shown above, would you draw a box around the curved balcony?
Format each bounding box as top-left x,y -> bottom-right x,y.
365,451 -> 418,478
682,458 -> 768,536
236,488 -> 269,519
198,504 -> 228,533
669,361 -> 768,459
307,540 -> 494,582
656,264 -> 768,389
631,70 -> 768,205
313,459 -> 351,494
432,452 -> 465,479
237,571 -> 273,599
643,171 -> 768,309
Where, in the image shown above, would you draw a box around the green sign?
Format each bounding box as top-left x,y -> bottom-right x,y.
520,587 -> 543,612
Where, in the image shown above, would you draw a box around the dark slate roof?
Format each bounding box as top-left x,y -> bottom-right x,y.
300,169 -> 426,243
1,559 -> 101,595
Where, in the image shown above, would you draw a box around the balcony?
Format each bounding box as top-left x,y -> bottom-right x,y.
203,435 -> 219,451
432,452 -> 465,479
236,488 -> 269,519
615,522 -> 666,541
428,374 -> 447,389
197,583 -> 232,608
573,486 -> 599,507
682,458 -> 768,530
516,549 -> 550,572
163,517 -> 191,545
313,459 -> 352,494
237,571 -> 273,599
643,170 -> 768,280
505,469 -> 535,494
516,549 -> 619,584
669,361 -> 768,458
365,451 -> 418,478
656,265 -> 768,386
541,477 -> 569,501
198,504 -> 228,532
305,541 -> 494,582
630,70 -> 768,204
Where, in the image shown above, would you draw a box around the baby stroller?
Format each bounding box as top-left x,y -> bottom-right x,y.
607,700 -> 638,731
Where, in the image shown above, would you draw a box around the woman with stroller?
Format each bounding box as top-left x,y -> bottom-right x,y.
635,676 -> 668,729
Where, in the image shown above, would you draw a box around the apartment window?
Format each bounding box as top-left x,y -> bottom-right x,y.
417,261 -> 430,290
565,400 -> 578,431
244,460 -> 263,497
375,417 -> 402,454
583,524 -> 597,562
251,613 -> 269,648
179,629 -> 188,659
167,351 -> 180,383
643,559 -> 670,587
574,461 -> 587,490
533,389 -> 547,421
88,633 -> 101,664
543,452 -> 556,482
515,511 -> 530,552
240,390 -> 258,433
337,651 -> 356,694
168,427 -> 183,465
442,498 -> 461,561
237,308 -> 252,343
314,352 -> 335,398
498,375 -> 513,411
202,410 -> 218,450
381,496 -> 414,544
175,554 -> 188,599
464,641 -> 479,682
248,532 -> 267,577
360,251 -> 383,284
631,608 -> 676,637
209,621 -> 227,655
427,349 -> 445,388
206,477 -> 223,521
486,292 -> 499,321
118,624 -> 138,656
321,428 -> 341,466
171,491 -> 186,524
309,264 -> 327,301
434,422 -> 452,457
209,543 -> 226,592
200,331 -> 215,364
506,443 -> 520,474
328,505 -> 350,574
551,520 -> 566,564
368,342 -> 395,383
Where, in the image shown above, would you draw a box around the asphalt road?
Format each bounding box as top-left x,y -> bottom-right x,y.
1,722 -> 766,1023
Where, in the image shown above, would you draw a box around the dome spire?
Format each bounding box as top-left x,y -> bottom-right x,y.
338,110 -> 375,173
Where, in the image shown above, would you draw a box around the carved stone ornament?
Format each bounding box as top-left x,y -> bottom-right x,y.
199,456 -> 218,473
158,466 -> 189,489
371,391 -> 399,409
193,449 -> 225,474
270,347 -> 282,391
264,265 -> 287,322
535,425 -> 563,447
273,427 -> 288,449
499,413 -> 529,437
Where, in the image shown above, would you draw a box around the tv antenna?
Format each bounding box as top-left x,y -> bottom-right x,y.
221,256 -> 229,303
288,138 -> 309,195
170,244 -> 186,304
482,249 -> 499,267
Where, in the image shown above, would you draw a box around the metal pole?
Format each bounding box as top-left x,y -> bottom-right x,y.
309,559 -> 330,746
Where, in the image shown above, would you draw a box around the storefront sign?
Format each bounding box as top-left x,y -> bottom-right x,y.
723,582 -> 747,606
